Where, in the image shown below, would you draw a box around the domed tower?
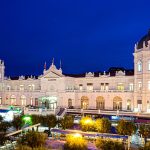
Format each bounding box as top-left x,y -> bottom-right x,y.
134,30 -> 150,112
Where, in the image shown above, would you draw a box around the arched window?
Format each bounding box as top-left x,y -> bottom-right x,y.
137,61 -> 142,72
96,96 -> 105,109
21,95 -> 26,106
148,60 -> 150,71
113,96 -> 122,110
68,99 -> 72,108
127,99 -> 131,110
81,96 -> 89,109
10,95 -> 16,105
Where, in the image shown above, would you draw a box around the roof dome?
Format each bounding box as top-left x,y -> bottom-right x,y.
137,30 -> 150,49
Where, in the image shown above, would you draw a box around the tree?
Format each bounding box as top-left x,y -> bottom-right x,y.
116,119 -> 136,136
80,116 -> 95,132
64,134 -> 87,150
139,141 -> 150,150
96,138 -> 125,150
0,133 -> 7,145
59,115 -> 74,130
0,121 -> 11,133
95,118 -> 111,133
0,115 -> 3,122
139,124 -> 150,145
17,131 -> 48,149
0,121 -> 11,145
31,115 -> 41,131
45,115 -> 57,132
11,116 -> 22,130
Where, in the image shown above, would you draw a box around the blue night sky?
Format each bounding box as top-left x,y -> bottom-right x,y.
0,0 -> 150,76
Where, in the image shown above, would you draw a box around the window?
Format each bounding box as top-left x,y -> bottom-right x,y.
105,83 -> 109,91
148,81 -> 150,90
87,83 -> 93,91
117,83 -> 124,90
30,97 -> 33,105
0,97 -> 2,105
68,99 -> 72,108
138,82 -> 142,90
7,85 -> 11,91
20,85 -> 24,91
127,100 -> 131,110
100,83 -> 104,90
148,60 -> 150,71
79,84 -> 83,91
129,83 -> 134,91
137,61 -> 142,72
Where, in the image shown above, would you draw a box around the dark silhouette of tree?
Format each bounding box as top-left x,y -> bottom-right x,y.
11,116 -> 22,130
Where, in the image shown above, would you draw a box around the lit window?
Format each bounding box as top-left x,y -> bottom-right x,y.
129,83 -> 134,91
20,85 -> 24,91
30,97 -> 33,105
138,82 -> 142,90
137,61 -> 142,72
117,83 -> 124,90
7,85 -> 11,91
100,83 -> 104,90
87,83 -> 93,91
79,84 -> 83,91
68,99 -> 72,107
105,83 -> 109,91
0,97 -> 2,105
148,60 -> 150,71
148,81 -> 150,90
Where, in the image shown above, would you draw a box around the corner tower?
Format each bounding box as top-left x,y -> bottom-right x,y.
134,30 -> 150,112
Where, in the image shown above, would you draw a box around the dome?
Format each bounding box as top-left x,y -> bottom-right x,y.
137,30 -> 150,49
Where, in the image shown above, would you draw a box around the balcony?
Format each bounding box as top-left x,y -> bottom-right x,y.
65,89 -> 133,93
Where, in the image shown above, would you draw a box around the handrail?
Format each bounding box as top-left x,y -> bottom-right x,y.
5,123 -> 41,137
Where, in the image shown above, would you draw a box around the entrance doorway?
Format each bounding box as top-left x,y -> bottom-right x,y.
38,96 -> 57,109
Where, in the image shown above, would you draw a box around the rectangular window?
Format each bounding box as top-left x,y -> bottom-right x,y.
129,83 -> 134,91
100,83 -> 104,90
79,84 -> 83,91
87,83 -> 93,91
20,85 -> 24,91
148,81 -> 150,90
117,83 -> 124,90
105,83 -> 109,91
138,82 -> 142,90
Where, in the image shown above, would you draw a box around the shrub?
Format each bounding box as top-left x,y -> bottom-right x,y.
80,116 -> 95,132
64,134 -> 87,150
95,118 -> 111,133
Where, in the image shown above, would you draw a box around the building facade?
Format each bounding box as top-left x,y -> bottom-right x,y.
1,31 -> 150,112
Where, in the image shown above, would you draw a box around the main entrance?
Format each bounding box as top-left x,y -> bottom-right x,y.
38,96 -> 57,109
